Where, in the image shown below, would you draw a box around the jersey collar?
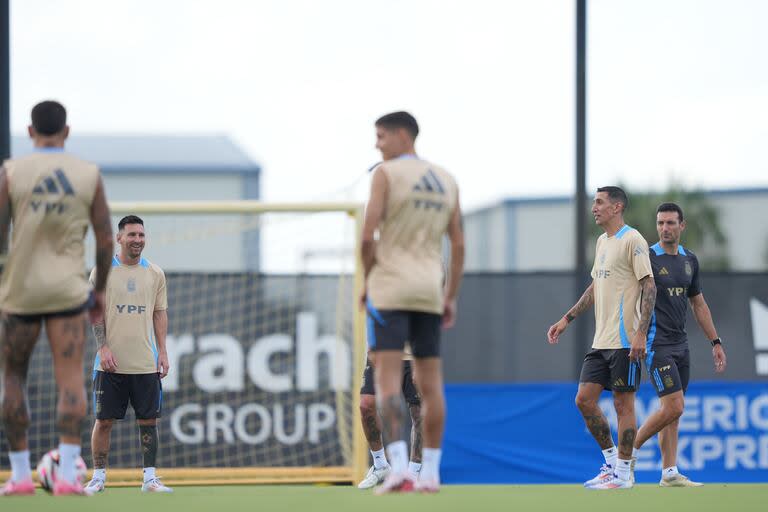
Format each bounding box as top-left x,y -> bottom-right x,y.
651,242 -> 686,256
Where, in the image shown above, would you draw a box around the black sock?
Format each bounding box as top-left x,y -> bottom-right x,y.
139,424 -> 158,469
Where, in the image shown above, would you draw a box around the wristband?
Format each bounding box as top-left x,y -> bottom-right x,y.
710,337 -> 722,347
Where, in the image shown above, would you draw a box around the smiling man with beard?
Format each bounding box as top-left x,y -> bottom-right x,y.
83,215 -> 172,494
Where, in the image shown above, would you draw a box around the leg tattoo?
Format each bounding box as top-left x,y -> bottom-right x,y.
409,404 -> 423,463
139,424 -> 158,468
378,394 -> 404,444
584,415 -> 614,450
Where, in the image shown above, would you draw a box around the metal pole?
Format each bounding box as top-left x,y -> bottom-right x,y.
0,0 -> 9,162
575,0 -> 590,373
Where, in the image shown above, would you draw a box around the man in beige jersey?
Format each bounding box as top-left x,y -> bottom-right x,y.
83,215 -> 171,494
0,100 -> 113,496
362,111 -> 464,494
547,186 -> 656,490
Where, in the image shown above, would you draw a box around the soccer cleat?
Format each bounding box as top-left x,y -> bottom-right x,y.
373,473 -> 414,495
83,477 -> 105,494
588,474 -> 633,490
0,479 -> 36,496
660,474 -> 703,487
141,478 -> 173,493
583,464 -> 613,487
357,465 -> 391,489
54,479 -> 93,496
414,478 -> 440,494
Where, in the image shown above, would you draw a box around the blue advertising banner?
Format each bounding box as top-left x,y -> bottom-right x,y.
442,382 -> 768,484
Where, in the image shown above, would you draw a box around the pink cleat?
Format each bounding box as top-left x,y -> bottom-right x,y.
414,478 -> 440,494
53,479 -> 92,496
0,479 -> 35,496
373,473 -> 415,495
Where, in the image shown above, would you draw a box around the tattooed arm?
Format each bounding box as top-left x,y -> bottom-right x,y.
629,275 -> 656,361
547,282 -> 594,344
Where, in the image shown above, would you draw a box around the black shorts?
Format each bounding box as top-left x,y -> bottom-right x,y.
367,307 -> 441,358
647,344 -> 690,397
12,292 -> 95,323
93,371 -> 162,420
360,359 -> 420,405
579,348 -> 641,392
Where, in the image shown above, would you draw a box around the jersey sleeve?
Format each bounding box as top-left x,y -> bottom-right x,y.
628,232 -> 653,281
154,268 -> 168,311
688,254 -> 702,297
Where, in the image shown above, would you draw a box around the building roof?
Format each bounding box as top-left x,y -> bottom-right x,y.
11,135 -> 260,175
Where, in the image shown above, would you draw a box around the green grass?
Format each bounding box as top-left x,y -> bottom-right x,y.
2,484 -> 766,512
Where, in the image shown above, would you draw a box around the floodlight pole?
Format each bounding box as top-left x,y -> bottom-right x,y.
1,0 -> 9,162
575,0 -> 590,369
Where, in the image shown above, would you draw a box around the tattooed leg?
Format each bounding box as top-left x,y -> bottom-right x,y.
408,403 -> 423,463
91,419 -> 114,469
47,314 -> 88,444
138,420 -> 158,469
613,391 -> 637,459
360,394 -> 383,450
0,315 -> 41,451
576,383 -> 614,450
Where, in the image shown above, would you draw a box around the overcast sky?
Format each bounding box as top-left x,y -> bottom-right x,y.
10,0 -> 768,211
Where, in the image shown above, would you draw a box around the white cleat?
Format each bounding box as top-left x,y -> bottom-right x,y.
414,478 -> 440,494
588,474 -> 633,490
583,464 -> 613,487
357,466 -> 391,489
141,478 -> 173,493
660,474 -> 703,487
83,477 -> 105,494
373,473 -> 415,495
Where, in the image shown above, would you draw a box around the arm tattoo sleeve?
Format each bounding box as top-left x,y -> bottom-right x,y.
566,284 -> 594,321
637,276 -> 657,333
93,322 -> 107,349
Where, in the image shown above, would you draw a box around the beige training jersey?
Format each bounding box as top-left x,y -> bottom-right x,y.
91,256 -> 167,374
367,156 -> 458,314
591,225 -> 653,350
0,150 -> 99,314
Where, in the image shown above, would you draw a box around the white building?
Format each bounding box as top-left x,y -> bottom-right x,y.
465,188 -> 768,272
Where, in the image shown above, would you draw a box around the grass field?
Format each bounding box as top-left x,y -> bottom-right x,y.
1,484 -> 766,512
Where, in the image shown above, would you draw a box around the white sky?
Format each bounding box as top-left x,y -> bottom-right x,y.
9,0 -> 768,212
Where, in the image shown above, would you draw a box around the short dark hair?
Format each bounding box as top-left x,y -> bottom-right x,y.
31,100 -> 67,136
118,215 -> 144,231
596,186 -> 629,212
657,202 -> 684,223
375,111 -> 419,139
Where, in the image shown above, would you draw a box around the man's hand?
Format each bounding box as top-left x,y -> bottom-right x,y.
99,345 -> 118,373
158,350 -> 170,378
713,344 -> 727,373
547,318 -> 568,344
89,291 -> 106,325
629,331 -> 646,362
443,298 -> 457,328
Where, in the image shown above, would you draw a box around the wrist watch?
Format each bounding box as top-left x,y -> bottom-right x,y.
710,337 -> 722,347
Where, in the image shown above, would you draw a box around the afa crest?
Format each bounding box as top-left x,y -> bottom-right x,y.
684,261 -> 692,276
127,278 -> 136,293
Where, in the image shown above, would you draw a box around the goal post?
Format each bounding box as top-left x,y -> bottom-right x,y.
0,201 -> 369,486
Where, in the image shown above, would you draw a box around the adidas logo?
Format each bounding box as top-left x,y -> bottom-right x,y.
412,169 -> 445,195
32,169 -> 75,196
659,267 -> 669,275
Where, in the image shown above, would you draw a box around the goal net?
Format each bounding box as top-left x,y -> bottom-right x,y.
0,201 -> 368,485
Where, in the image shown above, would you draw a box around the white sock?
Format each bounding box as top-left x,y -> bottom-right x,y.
385,441 -> 408,474
371,448 -> 389,470
420,448 -> 442,483
93,468 -> 106,481
9,450 -> 31,482
58,443 -> 81,484
408,461 -> 422,475
143,467 -> 156,482
663,465 -> 679,477
602,446 -> 618,468
632,447 -> 639,459
615,458 -> 632,481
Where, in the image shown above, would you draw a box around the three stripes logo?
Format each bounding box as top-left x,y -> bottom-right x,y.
412,169 -> 446,211
659,267 -> 669,276
30,168 -> 75,215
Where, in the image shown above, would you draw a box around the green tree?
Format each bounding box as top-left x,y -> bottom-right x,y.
588,183 -> 729,270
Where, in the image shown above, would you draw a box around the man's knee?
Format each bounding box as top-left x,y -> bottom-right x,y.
575,392 -> 597,412
662,395 -> 684,421
95,419 -> 115,432
613,393 -> 635,417
360,394 -> 377,419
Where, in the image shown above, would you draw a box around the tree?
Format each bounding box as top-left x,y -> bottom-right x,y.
588,183 -> 729,270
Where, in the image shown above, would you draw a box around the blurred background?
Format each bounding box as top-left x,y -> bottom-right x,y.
2,0 -> 767,485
